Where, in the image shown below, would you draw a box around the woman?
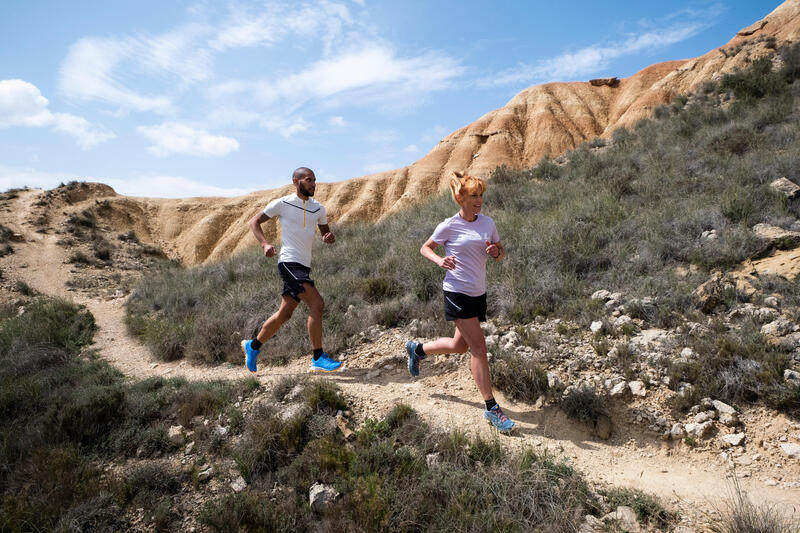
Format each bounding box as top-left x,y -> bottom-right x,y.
406,171 -> 515,433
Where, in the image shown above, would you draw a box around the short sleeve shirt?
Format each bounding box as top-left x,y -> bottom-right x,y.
263,193 -> 327,268
430,213 -> 500,297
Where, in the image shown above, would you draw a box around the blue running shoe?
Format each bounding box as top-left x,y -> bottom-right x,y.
484,405 -> 516,433
405,340 -> 424,377
241,339 -> 259,373
309,352 -> 343,373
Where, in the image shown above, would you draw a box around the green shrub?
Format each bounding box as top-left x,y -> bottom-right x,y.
605,487 -> 675,527
490,348 -> 549,402
560,386 -> 607,424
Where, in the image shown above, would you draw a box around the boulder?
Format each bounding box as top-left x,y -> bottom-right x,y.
230,476 -> 247,493
781,443 -> 800,460
629,381 -> 647,397
720,433 -> 746,447
309,483 -> 339,512
602,506 -> 641,532
770,177 -> 800,199
712,400 -> 736,415
762,318 -> 793,337
168,425 -> 184,447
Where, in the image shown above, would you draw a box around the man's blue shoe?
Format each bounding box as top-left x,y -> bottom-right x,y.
309,352 -> 343,373
241,339 -> 259,373
484,404 -> 516,433
405,340 -> 424,377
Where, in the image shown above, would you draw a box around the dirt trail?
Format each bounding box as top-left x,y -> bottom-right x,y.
2,189 -> 798,526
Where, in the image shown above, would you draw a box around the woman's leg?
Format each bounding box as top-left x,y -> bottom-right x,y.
454,317 -> 493,401
421,327 -> 468,355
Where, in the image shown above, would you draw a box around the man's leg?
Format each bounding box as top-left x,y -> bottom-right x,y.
256,295 -> 299,343
297,282 -> 324,350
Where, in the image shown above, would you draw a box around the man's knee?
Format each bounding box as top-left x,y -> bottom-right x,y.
309,296 -> 324,316
276,304 -> 296,322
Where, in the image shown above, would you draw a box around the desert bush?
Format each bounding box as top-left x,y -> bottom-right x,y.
490,348 -> 550,402
605,487 -> 675,527
560,386 -> 607,424
710,479 -> 799,533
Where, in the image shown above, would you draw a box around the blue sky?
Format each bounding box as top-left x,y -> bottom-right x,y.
0,1 -> 778,197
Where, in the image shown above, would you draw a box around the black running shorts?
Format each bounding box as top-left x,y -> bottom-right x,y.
278,262 -> 314,302
443,290 -> 487,322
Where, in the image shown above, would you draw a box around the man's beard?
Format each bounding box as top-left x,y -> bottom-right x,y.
299,183 -> 315,197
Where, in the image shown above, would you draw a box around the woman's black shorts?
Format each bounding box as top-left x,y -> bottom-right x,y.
278,262 -> 315,301
443,290 -> 487,322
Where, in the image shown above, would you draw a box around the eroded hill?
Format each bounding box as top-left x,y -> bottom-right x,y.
28,1 -> 800,266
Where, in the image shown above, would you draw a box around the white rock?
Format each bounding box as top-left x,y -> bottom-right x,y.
629,381 -> 647,397
609,381 -> 629,397
230,476 -> 247,492
719,412 -> 739,427
591,289 -> 612,301
670,423 -> 686,440
426,452 -> 442,468
762,319 -> 793,337
613,315 -> 633,328
712,400 -> 736,415
720,433 -> 746,447
309,482 -> 339,512
680,347 -> 696,359
602,506 -> 641,532
590,321 -> 604,334
785,369 -> 800,382
197,464 -> 214,482
168,425 -> 184,446
780,443 -> 800,459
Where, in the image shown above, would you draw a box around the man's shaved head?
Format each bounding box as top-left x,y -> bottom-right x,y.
292,167 -> 314,181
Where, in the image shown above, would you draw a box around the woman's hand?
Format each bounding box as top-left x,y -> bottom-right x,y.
439,255 -> 456,270
485,241 -> 499,259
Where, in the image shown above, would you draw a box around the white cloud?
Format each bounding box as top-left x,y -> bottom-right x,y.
404,144 -> 418,153
481,18 -> 711,87
328,115 -> 348,127
210,1 -> 352,54
364,162 -> 394,174
59,24 -> 213,113
0,79 -> 115,149
137,122 -> 239,157
0,164 -> 250,198
215,44 -> 464,115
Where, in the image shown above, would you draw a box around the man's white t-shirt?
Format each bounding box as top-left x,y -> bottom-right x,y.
430,213 -> 500,297
263,193 -> 327,268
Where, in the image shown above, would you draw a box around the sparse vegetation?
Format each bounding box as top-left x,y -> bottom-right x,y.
0,297 -> 257,531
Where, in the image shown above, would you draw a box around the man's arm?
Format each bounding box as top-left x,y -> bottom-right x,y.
319,224 -> 335,244
249,212 -> 276,257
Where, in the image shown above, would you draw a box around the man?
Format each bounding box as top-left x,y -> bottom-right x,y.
241,167 -> 343,373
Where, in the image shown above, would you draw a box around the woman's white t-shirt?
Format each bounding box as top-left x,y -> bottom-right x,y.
429,213 -> 500,297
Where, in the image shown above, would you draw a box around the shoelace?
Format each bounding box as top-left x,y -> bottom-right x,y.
491,406 -> 508,422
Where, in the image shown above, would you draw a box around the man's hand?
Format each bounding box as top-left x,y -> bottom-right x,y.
485,241 -> 500,259
322,232 -> 335,244
262,243 -> 276,257
439,255 -> 456,270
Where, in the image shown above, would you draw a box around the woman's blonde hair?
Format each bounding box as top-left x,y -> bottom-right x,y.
448,170 -> 486,204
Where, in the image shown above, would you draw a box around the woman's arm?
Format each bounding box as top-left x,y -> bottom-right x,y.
421,238 -> 455,270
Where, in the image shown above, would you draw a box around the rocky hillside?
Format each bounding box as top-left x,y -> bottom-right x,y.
36,1 -> 800,266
